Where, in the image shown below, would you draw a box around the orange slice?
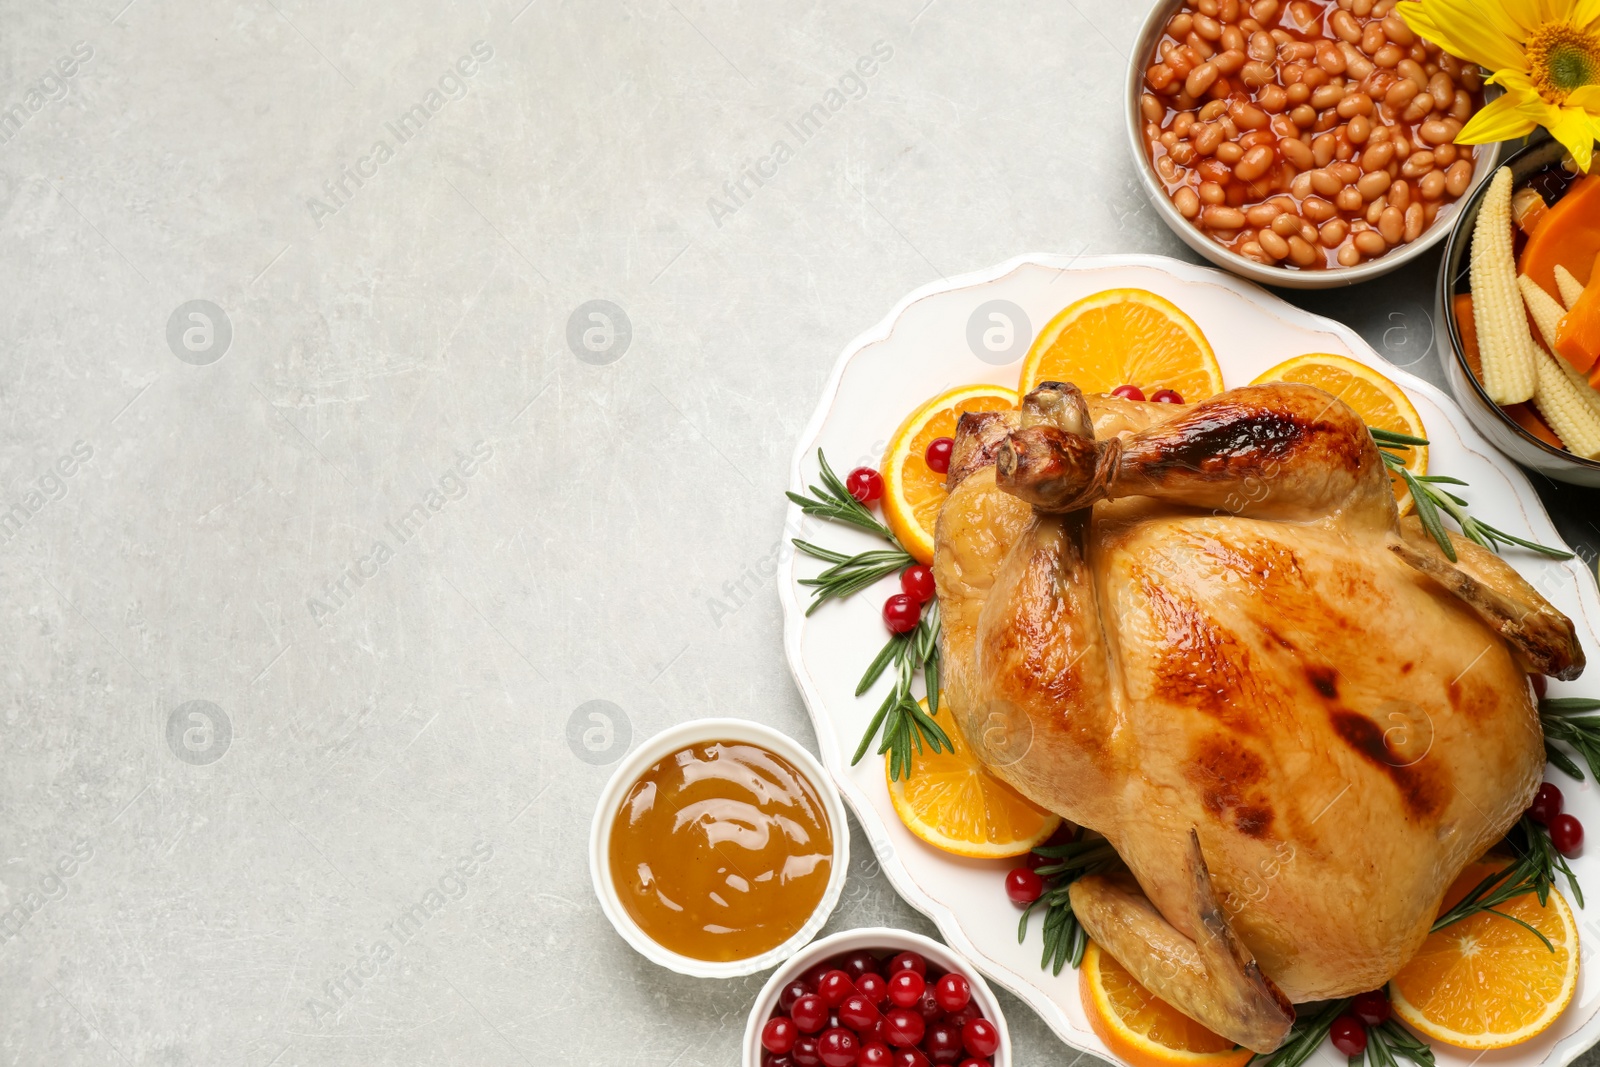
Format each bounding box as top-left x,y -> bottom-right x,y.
881,384 -> 1018,565
1018,289 -> 1223,402
1080,940 -> 1252,1067
885,698 -> 1059,858
1251,352 -> 1427,514
1390,860 -> 1579,1050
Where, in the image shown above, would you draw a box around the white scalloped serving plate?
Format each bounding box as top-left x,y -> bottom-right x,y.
779,253 -> 1600,1067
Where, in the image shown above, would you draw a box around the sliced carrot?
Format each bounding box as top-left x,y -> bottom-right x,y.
1555,289 -> 1600,374
1504,402 -> 1566,449
1554,255 -> 1600,375
1455,294 -> 1484,381
1519,176 -> 1600,296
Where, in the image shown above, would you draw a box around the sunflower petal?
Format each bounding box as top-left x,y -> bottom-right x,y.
1519,0 -> 1567,27
1575,0 -> 1600,30
1455,86 -> 1545,142
1567,83 -> 1600,110
1467,0 -> 1551,35
1488,67 -> 1583,114
1485,67 -> 1539,90
1545,105 -> 1600,171
1397,0 -> 1531,71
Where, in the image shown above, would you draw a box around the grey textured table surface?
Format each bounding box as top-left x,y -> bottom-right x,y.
3,2 -> 1598,1065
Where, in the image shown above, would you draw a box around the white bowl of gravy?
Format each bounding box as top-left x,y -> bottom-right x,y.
589,717 -> 850,978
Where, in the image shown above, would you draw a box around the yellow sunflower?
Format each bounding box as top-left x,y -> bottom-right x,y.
1399,0 -> 1600,171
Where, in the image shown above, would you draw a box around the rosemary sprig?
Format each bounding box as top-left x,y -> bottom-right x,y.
1361,1019 -> 1437,1067
793,540 -> 915,615
1431,816 -> 1581,948
1016,835 -> 1120,975
1370,429 -> 1573,562
1247,999 -> 1348,1067
1247,1000 -> 1435,1067
787,449 -> 898,540
851,601 -> 950,780
1539,697 -> 1600,783
789,448 -> 947,781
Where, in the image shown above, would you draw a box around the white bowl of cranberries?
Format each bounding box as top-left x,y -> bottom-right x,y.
743,928 -> 1010,1067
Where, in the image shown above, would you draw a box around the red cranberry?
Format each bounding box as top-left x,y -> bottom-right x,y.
1350,989 -> 1391,1027
925,438 -> 954,475
892,1049 -> 931,1067
1533,674 -> 1549,700
839,994 -> 881,1033
780,980 -> 811,1013
857,973 -> 888,1005
1111,384 -> 1146,402
1024,851 -> 1051,870
1005,867 -> 1044,905
901,565 -> 936,604
819,970 -> 857,1006
1530,782 -> 1564,826
840,950 -> 881,981
1329,1016 -> 1367,1057
818,1027 -> 859,1067
887,971 -> 926,1008
883,1008 -> 925,1047
888,952 -> 926,977
922,1022 -> 964,1065
933,973 -> 971,1013
859,1043 -> 894,1067
804,963 -> 834,989
792,1035 -> 822,1067
847,467 -> 884,504
884,594 -> 921,635
945,1003 -> 983,1029
956,1061 -> 989,1067
766,1056 -> 796,1067
764,1016 -> 799,1054
960,1019 -> 999,1058
1151,388 -> 1184,404
1552,813 -> 1585,856
915,988 -> 942,1022
793,994 -> 829,1034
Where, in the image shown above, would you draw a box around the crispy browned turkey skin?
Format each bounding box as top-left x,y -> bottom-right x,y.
933,382 -> 1584,1053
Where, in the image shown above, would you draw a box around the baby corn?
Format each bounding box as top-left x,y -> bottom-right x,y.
1555,264 -> 1585,310
1520,275 -> 1567,349
1533,348 -> 1600,459
1516,274 -> 1600,455
1471,168 -> 1539,404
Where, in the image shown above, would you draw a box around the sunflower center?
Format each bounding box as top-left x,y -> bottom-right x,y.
1528,22 -> 1600,100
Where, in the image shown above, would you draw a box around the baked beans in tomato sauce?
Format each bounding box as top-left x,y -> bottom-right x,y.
1141,0 -> 1484,269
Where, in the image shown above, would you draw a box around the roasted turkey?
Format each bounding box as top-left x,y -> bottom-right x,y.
933,381 -> 1585,1053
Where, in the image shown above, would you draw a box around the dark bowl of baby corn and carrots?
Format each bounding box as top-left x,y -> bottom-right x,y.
1438,137 -> 1600,488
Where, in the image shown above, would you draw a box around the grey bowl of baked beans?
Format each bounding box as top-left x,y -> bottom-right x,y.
1127,0 -> 1500,290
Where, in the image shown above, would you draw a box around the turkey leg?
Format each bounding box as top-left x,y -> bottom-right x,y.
998,383 -> 1395,528
1070,832 -> 1294,1053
